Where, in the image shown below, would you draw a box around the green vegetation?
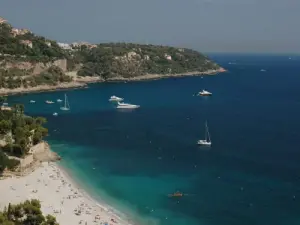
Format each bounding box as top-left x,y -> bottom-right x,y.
0,151 -> 19,173
1,20 -> 221,90
0,100 -> 48,173
0,199 -> 59,225
74,43 -> 220,79
0,66 -> 72,89
0,23 -> 66,62
0,22 -> 72,89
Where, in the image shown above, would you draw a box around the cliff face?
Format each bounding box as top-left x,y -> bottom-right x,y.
112,51 -> 144,77
1,59 -> 67,75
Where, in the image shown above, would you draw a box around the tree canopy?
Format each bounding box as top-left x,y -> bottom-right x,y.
0,199 -> 59,225
0,104 -> 48,174
0,23 -> 66,61
74,43 -> 220,79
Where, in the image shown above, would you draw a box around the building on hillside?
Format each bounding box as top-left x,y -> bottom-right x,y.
11,28 -> 30,37
57,42 -> 72,50
20,40 -> 33,48
0,106 -> 12,111
45,41 -> 51,47
71,41 -> 97,49
88,44 -> 97,49
164,54 -> 172,60
0,17 -> 7,24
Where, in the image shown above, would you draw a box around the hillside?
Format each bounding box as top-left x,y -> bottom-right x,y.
0,17 -> 225,94
0,100 -> 49,175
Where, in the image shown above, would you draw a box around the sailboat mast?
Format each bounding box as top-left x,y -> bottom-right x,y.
204,121 -> 207,140
206,122 -> 211,142
64,94 -> 67,108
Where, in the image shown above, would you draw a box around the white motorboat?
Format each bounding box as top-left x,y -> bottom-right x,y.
60,94 -> 70,111
53,112 -> 58,116
30,100 -> 35,103
109,95 -> 124,102
197,122 -> 212,146
198,89 -> 212,96
57,99 -> 63,102
116,102 -> 140,109
45,100 -> 54,104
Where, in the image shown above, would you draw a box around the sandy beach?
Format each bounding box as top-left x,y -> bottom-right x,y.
0,162 -> 134,225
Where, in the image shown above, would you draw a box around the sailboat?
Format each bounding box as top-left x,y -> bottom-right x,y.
60,94 -> 70,111
197,122 -> 211,146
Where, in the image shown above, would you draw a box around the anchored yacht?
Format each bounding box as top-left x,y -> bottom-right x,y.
116,102 -> 140,109
198,89 -> 212,96
109,95 -> 124,102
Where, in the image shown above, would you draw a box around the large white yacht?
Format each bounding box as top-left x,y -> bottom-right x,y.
198,89 -> 212,96
116,102 -> 140,109
109,96 -> 124,102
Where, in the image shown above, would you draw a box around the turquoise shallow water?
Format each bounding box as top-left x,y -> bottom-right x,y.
8,54 -> 300,225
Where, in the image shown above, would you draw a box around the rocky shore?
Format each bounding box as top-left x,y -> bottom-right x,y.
0,68 -> 226,96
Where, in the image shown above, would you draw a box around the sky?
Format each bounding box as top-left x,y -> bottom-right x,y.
1,0 -> 299,53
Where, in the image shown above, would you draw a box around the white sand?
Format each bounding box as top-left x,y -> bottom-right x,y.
0,162 -> 134,225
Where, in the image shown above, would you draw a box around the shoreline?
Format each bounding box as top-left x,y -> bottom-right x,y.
0,142 -> 139,225
0,160 -> 138,225
54,162 -> 138,225
1,68 -> 226,96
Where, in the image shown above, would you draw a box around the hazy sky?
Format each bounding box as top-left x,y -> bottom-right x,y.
1,0 -> 299,53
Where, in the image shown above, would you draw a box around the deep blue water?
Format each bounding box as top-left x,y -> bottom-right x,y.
8,54 -> 300,225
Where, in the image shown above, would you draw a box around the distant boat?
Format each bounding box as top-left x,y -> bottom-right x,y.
2,102 -> 8,106
30,100 -> 35,103
168,191 -> 183,198
53,112 -> 58,116
197,122 -> 211,146
116,102 -> 140,109
260,69 -> 266,72
57,99 -> 63,103
198,89 -> 212,96
60,94 -> 70,111
45,100 -> 54,104
109,95 -> 124,102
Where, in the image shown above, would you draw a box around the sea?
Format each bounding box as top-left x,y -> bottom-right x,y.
8,53 -> 300,225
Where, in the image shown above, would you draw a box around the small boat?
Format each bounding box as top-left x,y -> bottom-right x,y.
60,94 -> 70,111
45,100 -> 54,104
109,95 -> 124,102
260,69 -> 266,72
116,102 -> 140,109
198,89 -> 212,96
30,100 -> 35,103
197,121 -> 211,146
168,191 -> 183,198
2,103 -> 8,106
57,99 -> 63,102
53,112 -> 58,116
